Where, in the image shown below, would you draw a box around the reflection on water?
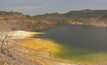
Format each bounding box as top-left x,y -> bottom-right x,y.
38,25 -> 107,52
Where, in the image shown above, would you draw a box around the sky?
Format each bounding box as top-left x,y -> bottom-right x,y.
0,0 -> 107,15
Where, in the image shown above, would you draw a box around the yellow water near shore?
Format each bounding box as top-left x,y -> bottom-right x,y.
21,38 -> 62,56
21,38 -> 107,64
20,32 -> 107,65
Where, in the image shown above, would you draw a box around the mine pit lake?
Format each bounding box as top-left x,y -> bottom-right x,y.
37,25 -> 107,62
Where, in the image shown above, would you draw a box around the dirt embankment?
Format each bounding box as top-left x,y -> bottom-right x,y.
0,31 -> 79,65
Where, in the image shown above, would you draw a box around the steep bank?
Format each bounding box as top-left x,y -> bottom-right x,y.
0,31 -> 79,65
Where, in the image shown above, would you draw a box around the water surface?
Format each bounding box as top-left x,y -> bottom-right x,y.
38,25 -> 107,61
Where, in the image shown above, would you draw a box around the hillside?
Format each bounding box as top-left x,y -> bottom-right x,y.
0,11 -> 35,31
34,9 -> 107,27
0,10 -> 107,31
0,11 -> 62,31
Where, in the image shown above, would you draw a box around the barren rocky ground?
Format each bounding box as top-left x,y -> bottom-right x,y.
0,31 -> 79,65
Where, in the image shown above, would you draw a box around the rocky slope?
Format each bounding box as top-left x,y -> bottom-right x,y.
0,31 -> 79,65
0,10 -> 107,32
34,9 -> 107,27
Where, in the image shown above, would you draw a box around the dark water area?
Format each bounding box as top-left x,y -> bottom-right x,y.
38,25 -> 107,52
